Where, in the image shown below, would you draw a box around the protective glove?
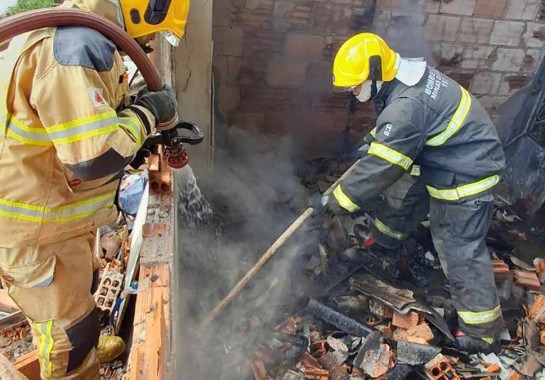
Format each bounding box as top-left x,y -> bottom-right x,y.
134,85 -> 178,128
308,193 -> 329,217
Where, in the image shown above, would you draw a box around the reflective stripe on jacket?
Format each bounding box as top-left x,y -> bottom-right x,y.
333,67 -> 505,211
0,1 -> 154,246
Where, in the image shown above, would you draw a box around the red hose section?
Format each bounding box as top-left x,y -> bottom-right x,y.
0,8 -> 162,91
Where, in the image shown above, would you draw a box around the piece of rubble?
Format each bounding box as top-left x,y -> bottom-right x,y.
510,256 -> 534,271
513,270 -> 541,291
523,318 -> 540,351
305,299 -> 373,338
392,311 -> 420,330
492,260 -> 510,277
94,270 -> 124,316
386,364 -> 412,380
396,341 -> 441,365
513,352 -> 543,378
281,370 -> 304,380
529,294 -> 545,323
369,299 -> 394,319
361,343 -> 393,378
326,335 -> 349,353
424,354 -> 460,380
394,323 -> 435,343
350,274 -> 416,311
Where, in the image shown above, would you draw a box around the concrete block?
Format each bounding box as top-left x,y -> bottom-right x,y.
522,49 -> 542,72
213,26 -> 244,56
266,60 -> 307,87
376,0 -> 402,8
473,0 -> 508,18
523,22 -> 545,48
469,72 -> 502,94
440,0 -> 476,16
490,48 -> 526,71
285,34 -> 325,60
245,0 -> 273,9
213,0 -> 232,27
218,85 -> 240,111
234,113 -> 265,132
425,15 -> 461,42
272,1 -> 294,18
418,0 -> 440,13
460,46 -> 494,69
476,95 -> 509,115
490,20 -> 525,46
458,18 -> 494,44
313,3 -> 353,34
505,0 -> 540,21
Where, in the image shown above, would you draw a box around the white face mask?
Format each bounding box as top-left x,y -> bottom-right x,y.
355,80 -> 383,102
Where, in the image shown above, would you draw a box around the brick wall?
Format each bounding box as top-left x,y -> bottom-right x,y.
212,0 -> 545,155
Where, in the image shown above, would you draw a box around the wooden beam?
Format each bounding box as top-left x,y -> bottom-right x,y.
14,351 -> 38,380
0,352 -> 29,380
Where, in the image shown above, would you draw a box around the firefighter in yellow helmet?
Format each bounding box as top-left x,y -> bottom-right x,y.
323,33 -> 506,353
0,0 -> 189,378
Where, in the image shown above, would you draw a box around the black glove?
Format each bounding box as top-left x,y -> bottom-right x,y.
134,85 -> 178,126
308,194 -> 329,217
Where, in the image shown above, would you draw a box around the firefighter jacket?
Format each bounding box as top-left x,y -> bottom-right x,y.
0,0 -> 154,247
332,67 -> 506,213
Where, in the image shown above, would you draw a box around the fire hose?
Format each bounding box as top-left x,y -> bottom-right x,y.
0,7 -> 204,171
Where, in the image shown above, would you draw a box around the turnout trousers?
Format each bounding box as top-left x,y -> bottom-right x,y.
372,176 -> 503,338
0,233 -> 100,379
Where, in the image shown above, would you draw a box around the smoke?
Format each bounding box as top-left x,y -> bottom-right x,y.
173,127 -> 319,379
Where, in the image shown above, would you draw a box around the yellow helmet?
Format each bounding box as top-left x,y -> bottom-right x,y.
333,33 -> 398,91
119,0 -> 190,40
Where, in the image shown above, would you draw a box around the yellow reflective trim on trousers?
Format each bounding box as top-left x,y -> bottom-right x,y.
426,174 -> 500,201
0,191 -> 115,223
36,321 -> 54,377
332,185 -> 360,213
374,218 -> 408,240
368,142 -> 413,170
426,86 -> 472,146
458,305 -> 502,325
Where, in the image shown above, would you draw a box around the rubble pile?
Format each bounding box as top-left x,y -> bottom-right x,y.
204,158 -> 545,380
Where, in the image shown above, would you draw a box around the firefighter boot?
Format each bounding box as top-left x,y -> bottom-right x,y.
453,330 -> 500,354
97,336 -> 126,362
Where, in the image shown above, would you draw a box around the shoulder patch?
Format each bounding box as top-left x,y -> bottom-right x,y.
87,87 -> 109,108
54,26 -> 116,71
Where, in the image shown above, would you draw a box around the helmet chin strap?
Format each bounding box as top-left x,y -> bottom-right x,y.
370,80 -> 378,100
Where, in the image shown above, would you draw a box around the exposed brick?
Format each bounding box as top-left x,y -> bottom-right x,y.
505,74 -> 532,90
272,1 -> 294,18
266,60 -> 307,87
313,4 -> 353,34
213,0 -> 232,26
490,20 -> 525,46
447,71 -> 473,89
461,46 -> 494,69
285,34 -> 325,60
470,72 -> 502,94
440,0 -> 476,16
291,3 -> 313,30
490,48 -> 526,71
505,0 -> 540,21
232,6 -> 272,28
458,18 -> 494,44
513,270 -> 541,290
213,26 -> 244,56
425,15 -> 461,42
218,85 -> 240,111
473,0 -> 508,18
351,7 -> 376,31
524,22 -> 545,48
392,311 -> 421,330
244,30 -> 286,57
